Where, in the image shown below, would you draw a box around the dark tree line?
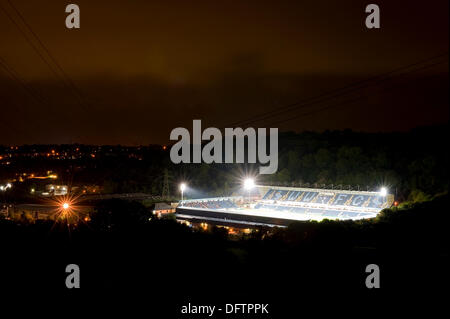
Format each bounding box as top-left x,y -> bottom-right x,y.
1,194 -> 448,314
176,125 -> 448,201
1,125 -> 448,202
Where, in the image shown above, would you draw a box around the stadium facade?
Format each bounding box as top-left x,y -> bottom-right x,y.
176,186 -> 394,229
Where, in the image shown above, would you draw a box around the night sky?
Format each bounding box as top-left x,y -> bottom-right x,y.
0,0 -> 448,145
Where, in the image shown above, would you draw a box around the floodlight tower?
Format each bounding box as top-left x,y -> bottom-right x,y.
180,183 -> 187,202
243,178 -> 255,203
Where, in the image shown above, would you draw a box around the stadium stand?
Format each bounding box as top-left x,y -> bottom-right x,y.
178,186 -> 393,223
181,199 -> 238,210
259,188 -> 389,209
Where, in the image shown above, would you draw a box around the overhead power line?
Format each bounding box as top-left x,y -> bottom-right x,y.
267,59 -> 448,127
221,52 -> 448,129
6,0 -> 91,112
0,56 -> 49,109
0,57 -> 43,134
0,2 -> 90,112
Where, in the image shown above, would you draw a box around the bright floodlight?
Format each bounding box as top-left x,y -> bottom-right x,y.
380,187 -> 387,197
62,203 -> 70,210
180,183 -> 187,192
244,178 -> 255,190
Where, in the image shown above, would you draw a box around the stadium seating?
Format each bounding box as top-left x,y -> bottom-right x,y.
262,189 -> 275,200
180,187 -> 390,221
254,187 -> 390,220
260,188 -> 388,208
286,191 -> 302,201
181,199 -> 238,210
253,202 -> 378,220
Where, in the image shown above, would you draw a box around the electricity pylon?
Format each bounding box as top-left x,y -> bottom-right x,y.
162,169 -> 170,199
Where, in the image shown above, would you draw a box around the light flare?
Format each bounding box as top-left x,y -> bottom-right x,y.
47,193 -> 83,222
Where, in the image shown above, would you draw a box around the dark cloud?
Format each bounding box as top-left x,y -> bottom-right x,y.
1,70 -> 447,145
0,0 -> 448,144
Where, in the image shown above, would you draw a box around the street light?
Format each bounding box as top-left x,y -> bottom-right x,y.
62,203 -> 70,210
380,187 -> 387,197
180,183 -> 187,201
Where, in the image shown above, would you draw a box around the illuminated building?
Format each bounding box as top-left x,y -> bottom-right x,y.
176,186 -> 394,228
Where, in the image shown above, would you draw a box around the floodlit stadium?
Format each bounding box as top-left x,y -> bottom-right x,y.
176,184 -> 394,228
